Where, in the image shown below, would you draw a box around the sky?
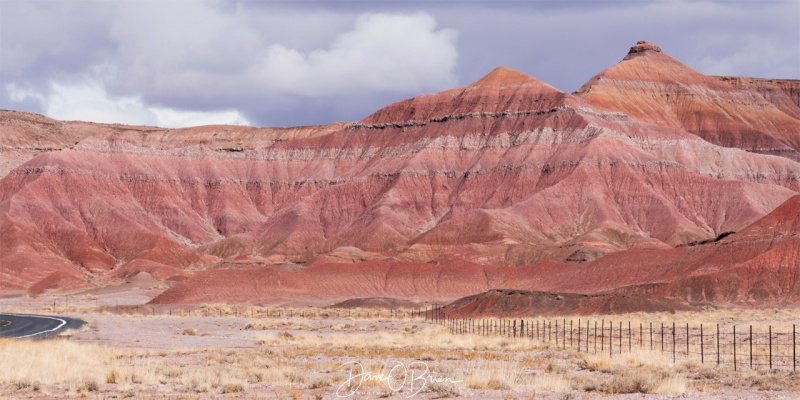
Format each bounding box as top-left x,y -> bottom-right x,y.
1,0 -> 798,128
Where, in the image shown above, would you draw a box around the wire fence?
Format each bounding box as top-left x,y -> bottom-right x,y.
419,306 -> 798,371
7,297 -> 797,372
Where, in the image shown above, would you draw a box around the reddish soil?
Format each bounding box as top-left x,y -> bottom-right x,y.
329,297 -> 420,309
439,289 -> 696,318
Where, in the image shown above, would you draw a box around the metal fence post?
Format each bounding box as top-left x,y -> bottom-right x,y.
750,325 -> 753,369
701,324 -> 704,364
734,325 -> 737,371
513,320 -> 517,339
672,322 -> 676,363
610,321 -> 613,357
686,323 -> 689,360
601,320 -> 605,353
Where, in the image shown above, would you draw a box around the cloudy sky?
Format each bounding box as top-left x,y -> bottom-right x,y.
1,1 -> 798,128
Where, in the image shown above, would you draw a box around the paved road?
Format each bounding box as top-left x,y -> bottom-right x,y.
0,313 -> 85,339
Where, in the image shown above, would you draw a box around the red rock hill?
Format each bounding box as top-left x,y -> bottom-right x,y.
1,42 -> 798,305
575,41 -> 800,160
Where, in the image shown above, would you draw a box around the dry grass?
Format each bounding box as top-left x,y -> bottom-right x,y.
1,300 -> 799,398
180,327 -> 196,336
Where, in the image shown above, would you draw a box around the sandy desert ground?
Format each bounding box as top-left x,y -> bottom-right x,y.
1,288 -> 800,399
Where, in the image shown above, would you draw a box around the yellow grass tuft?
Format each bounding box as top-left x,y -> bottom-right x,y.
0,339 -> 114,386
181,327 -> 197,336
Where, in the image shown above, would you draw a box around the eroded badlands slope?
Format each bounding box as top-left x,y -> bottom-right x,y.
0,110 -> 345,178
575,41 -> 800,160
1,42 -> 799,302
151,194 -> 800,305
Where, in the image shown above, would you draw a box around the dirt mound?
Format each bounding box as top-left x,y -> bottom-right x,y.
439,289 -> 696,318
329,297 -> 420,309
109,260 -> 188,282
28,271 -> 88,295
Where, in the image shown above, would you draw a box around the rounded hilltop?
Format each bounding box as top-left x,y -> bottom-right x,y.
470,66 -> 538,87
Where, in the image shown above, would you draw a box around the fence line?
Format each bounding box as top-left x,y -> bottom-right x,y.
10,299 -> 798,372
421,307 -> 798,372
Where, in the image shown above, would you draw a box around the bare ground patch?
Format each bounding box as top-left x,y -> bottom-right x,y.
1,295 -> 799,399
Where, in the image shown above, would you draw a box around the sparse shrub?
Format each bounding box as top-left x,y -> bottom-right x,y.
695,368 -> 718,380
427,381 -> 461,397
308,376 -> 330,389
653,376 -> 687,394
13,380 -> 34,390
181,327 -> 197,336
284,370 -> 306,384
487,377 -> 511,390
221,382 -> 245,393
545,361 -> 568,374
602,369 -> 659,394
250,371 -> 265,383
244,322 -> 260,330
747,372 -> 785,391
163,368 -> 182,379
105,369 -> 119,384
676,360 -> 700,372
532,373 -> 573,392
187,379 -> 209,393
82,379 -> 99,392
577,355 -> 612,373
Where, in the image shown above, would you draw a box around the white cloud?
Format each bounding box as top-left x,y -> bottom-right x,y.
4,83 -> 46,105
105,7 -> 458,103
43,82 -> 249,128
697,35 -> 800,78
257,13 -> 458,96
150,107 -> 250,128
2,2 -> 459,126
3,0 -> 796,127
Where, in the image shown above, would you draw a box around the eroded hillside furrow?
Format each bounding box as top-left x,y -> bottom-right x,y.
1,42 -> 799,300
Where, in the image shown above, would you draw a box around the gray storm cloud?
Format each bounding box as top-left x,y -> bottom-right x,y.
2,1 -> 458,127
1,0 -> 797,128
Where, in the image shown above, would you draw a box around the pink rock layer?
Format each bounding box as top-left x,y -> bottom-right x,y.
150,195 -> 800,305
1,41 -> 798,306
575,41 -> 800,160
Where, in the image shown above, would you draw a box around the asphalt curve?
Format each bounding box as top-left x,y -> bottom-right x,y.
0,313 -> 85,339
